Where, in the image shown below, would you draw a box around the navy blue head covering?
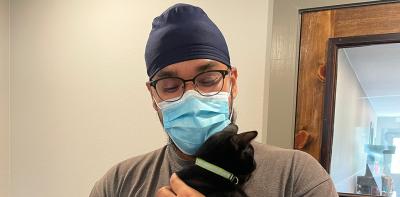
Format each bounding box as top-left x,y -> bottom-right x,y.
145,3 -> 231,79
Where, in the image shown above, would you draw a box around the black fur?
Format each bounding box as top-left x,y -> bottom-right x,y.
176,124 -> 257,197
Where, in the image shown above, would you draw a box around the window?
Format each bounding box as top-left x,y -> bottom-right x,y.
391,138 -> 400,174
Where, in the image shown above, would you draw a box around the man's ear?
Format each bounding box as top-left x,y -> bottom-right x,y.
146,82 -> 158,111
230,67 -> 238,99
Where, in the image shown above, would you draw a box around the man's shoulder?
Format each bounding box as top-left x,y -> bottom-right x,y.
90,146 -> 169,197
118,146 -> 167,166
106,145 -> 168,178
252,142 -> 311,161
248,143 -> 337,196
252,142 -> 322,172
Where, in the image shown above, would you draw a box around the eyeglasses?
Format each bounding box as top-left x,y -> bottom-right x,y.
149,70 -> 230,102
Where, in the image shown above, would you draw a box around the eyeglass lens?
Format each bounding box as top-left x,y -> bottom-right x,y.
154,71 -> 226,101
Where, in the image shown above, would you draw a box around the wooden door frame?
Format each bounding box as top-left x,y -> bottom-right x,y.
299,0 -> 400,13
267,0 -> 400,150
321,33 -> 400,172
295,1 -> 400,165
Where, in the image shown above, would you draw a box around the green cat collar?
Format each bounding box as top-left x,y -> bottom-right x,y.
195,158 -> 239,185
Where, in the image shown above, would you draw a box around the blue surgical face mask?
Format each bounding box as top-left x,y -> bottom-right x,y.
158,90 -> 232,155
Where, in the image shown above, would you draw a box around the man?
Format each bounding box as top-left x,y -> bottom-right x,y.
90,3 -> 338,197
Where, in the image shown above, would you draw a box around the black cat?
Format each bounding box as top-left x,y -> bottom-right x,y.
176,124 -> 257,197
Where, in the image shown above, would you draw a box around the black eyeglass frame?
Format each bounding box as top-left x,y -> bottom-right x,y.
149,70 -> 230,102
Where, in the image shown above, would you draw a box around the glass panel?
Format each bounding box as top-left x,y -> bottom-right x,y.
330,44 -> 400,197
392,138 -> 400,174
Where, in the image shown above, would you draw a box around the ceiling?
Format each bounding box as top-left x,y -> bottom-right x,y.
343,43 -> 400,117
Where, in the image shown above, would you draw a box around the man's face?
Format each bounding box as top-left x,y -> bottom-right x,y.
146,59 -> 238,118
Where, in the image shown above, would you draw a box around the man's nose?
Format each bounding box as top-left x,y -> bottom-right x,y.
183,81 -> 195,92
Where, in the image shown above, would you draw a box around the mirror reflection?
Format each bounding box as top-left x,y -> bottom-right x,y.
331,44 -> 400,196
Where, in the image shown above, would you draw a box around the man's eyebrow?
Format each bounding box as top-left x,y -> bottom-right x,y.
153,61 -> 219,80
154,70 -> 177,79
196,62 -> 218,72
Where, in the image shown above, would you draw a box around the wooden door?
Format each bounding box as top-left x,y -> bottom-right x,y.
295,2 -> 400,164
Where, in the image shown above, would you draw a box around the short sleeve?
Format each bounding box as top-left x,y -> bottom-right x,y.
291,150 -> 339,197
89,165 -> 119,197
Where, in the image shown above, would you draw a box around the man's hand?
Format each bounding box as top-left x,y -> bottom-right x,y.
156,173 -> 205,197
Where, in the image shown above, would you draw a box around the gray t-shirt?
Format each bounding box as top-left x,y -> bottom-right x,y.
90,143 -> 338,197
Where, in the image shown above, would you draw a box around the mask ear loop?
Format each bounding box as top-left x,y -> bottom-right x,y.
226,71 -> 234,122
152,94 -> 174,147
152,95 -> 161,110
229,92 -> 234,121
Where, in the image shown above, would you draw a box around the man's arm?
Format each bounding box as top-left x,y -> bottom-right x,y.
89,180 -> 109,197
301,178 -> 338,197
291,150 -> 338,197
89,166 -> 118,197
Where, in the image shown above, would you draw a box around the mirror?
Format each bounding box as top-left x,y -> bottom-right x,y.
323,35 -> 400,197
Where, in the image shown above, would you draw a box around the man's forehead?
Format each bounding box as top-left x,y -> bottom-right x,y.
154,59 -> 227,78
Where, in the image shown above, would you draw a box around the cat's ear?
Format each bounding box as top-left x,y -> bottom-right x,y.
237,131 -> 258,145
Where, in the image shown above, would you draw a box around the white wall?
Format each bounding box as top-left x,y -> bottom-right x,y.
330,49 -> 377,193
0,0 -> 10,197
10,1 -> 269,197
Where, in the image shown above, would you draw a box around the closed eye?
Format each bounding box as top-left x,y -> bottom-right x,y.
198,77 -> 222,87
162,85 -> 180,93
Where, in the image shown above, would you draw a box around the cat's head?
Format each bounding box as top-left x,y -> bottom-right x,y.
195,124 -> 258,184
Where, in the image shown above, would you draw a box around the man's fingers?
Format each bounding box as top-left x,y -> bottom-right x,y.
156,186 -> 176,197
170,173 -> 205,197
169,173 -> 188,195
